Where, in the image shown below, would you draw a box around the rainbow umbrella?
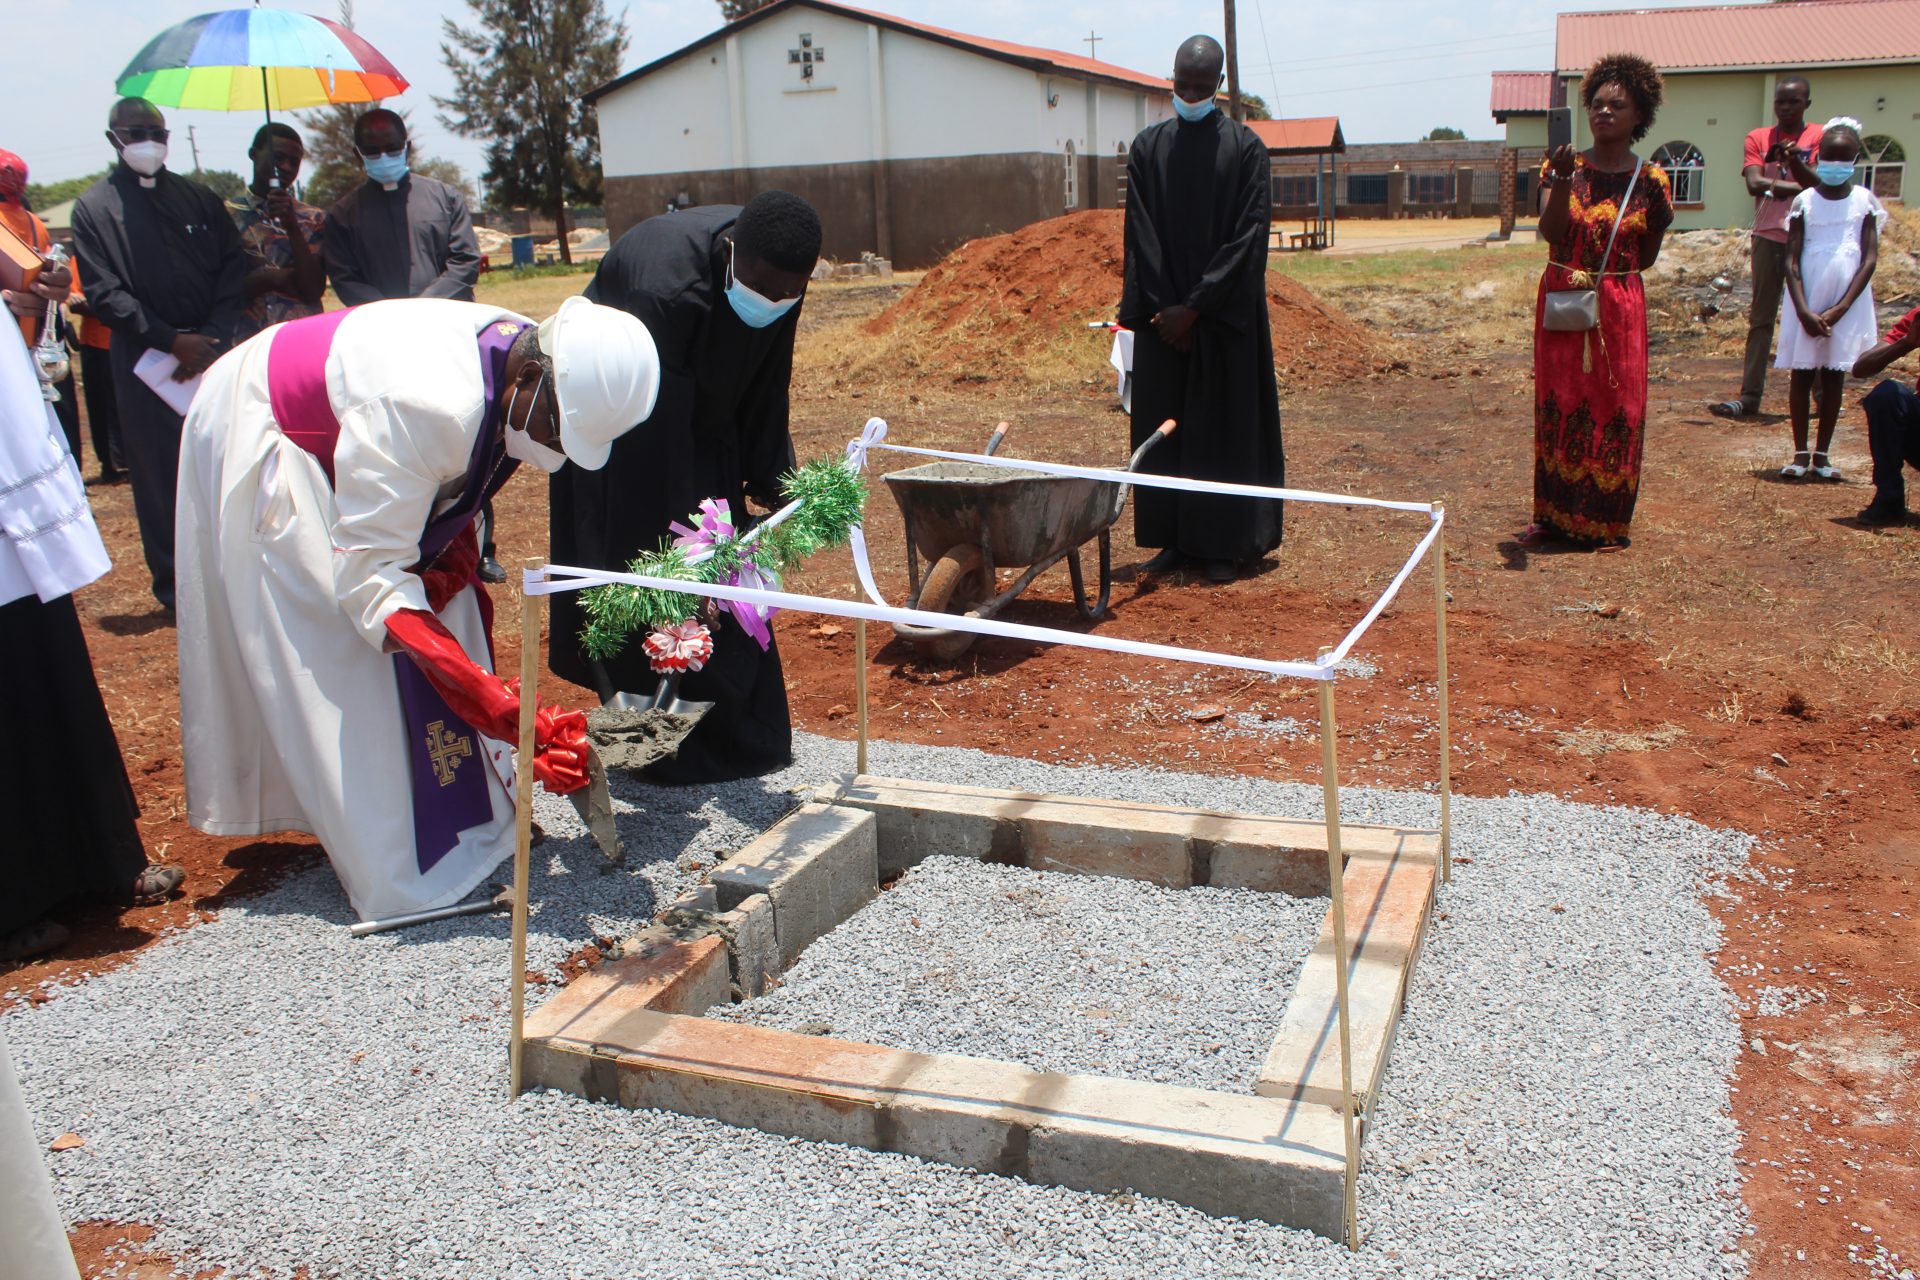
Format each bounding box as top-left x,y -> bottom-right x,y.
115,7 -> 407,118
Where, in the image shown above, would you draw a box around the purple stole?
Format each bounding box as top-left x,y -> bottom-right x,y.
267,309 -> 525,873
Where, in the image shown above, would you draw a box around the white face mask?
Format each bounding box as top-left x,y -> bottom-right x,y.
121,141 -> 168,177
503,375 -> 568,473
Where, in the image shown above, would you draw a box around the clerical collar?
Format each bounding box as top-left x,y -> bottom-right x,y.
138,175 -> 158,189
381,182 -> 400,192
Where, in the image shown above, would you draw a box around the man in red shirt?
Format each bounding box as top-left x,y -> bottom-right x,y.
1850,307 -> 1920,525
1709,76 -> 1823,420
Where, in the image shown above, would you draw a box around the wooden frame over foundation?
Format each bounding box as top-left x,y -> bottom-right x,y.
520,782 -> 1437,1241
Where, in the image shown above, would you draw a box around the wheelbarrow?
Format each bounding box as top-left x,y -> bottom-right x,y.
885,418 -> 1175,661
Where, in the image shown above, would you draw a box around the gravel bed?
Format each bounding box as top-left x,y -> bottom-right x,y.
708,856 -> 1327,1091
4,732 -> 1752,1279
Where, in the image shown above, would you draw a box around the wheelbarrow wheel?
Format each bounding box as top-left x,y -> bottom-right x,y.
893,543 -> 987,661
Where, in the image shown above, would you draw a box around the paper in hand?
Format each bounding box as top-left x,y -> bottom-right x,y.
133,348 -> 202,416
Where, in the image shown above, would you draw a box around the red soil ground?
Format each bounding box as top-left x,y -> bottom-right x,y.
5,277 -> 1914,1278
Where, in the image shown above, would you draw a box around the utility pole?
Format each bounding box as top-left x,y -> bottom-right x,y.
187,124 -> 203,172
1223,0 -> 1244,123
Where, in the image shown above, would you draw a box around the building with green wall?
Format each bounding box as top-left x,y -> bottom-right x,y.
1492,0 -> 1920,233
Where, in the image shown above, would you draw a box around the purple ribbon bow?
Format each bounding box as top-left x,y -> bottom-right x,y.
668,496 -> 779,650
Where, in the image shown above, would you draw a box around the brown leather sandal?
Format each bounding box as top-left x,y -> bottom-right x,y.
130,864 -> 185,905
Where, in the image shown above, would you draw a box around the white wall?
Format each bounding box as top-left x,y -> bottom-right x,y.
734,8 -> 877,168
597,2 -> 1170,178
879,28 -> 1050,158
596,44 -> 734,177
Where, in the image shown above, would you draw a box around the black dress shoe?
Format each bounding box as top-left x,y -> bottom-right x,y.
1204,560 -> 1237,583
478,555 -> 508,584
1858,500 -> 1909,527
1141,547 -> 1188,573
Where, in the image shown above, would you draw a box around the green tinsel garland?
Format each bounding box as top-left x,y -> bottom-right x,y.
578,458 -> 867,661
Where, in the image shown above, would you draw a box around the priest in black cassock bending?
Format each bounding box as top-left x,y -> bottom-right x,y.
1120,36 -> 1284,584
548,192 -> 821,784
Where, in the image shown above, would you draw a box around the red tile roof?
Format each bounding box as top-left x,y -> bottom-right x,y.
1489,71 -> 1554,117
1247,117 -> 1346,154
589,0 -> 1172,102
1557,0 -> 1920,72
830,2 -> 1172,92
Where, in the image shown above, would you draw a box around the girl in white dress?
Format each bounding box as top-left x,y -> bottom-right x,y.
1778,117 -> 1886,479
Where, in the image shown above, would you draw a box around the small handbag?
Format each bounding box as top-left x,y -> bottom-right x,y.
1543,157 -> 1643,333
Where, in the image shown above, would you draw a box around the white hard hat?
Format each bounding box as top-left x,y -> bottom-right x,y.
537,296 -> 660,471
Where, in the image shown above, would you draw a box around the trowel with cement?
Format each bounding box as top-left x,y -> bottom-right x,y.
583,670 -> 713,784
565,741 -> 622,863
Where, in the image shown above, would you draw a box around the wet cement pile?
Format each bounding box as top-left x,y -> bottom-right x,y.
585,706 -> 703,773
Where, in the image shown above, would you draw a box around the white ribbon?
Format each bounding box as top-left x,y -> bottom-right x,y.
527,554 -> 1337,680
844,416 -> 888,472
857,419 -> 1439,517
521,424 -> 1448,685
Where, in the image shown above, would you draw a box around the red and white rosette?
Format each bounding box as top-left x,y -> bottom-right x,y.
643,619 -> 714,674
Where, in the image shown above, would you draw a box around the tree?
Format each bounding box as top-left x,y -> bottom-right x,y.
26,168 -> 110,210
438,0 -> 628,265
1236,92 -> 1272,121
718,0 -> 778,18
296,3 -> 477,213
194,168 -> 249,201
1421,126 -> 1468,142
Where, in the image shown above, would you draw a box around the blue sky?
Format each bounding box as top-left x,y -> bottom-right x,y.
7,0 -> 1714,192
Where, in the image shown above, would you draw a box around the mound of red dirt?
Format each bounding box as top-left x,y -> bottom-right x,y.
867,209 -> 1381,388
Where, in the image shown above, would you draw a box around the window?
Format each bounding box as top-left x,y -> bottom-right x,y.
1652,141 -> 1705,204
1116,141 -> 1129,207
1347,173 -> 1388,205
1273,174 -> 1319,207
1864,134 -> 1906,203
1407,173 -> 1453,204
1064,141 -> 1077,210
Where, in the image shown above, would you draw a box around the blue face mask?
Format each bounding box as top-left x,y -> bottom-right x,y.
1814,160 -> 1856,186
1172,93 -> 1217,123
363,151 -> 409,186
725,241 -> 800,329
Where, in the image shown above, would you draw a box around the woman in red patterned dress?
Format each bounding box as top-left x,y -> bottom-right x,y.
1527,53 -> 1675,547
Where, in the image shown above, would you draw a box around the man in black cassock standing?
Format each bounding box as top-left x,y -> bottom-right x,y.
71,97 -> 245,611
549,191 -> 821,784
1120,36 -> 1283,584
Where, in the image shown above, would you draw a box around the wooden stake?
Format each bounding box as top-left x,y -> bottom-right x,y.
854,618 -> 870,776
508,557 -> 542,1099
1432,502 -> 1453,884
1316,647 -> 1361,1250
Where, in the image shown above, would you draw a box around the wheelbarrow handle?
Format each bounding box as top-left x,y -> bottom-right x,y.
984,421 -> 1011,456
1111,419 -> 1176,525
1127,418 -> 1177,471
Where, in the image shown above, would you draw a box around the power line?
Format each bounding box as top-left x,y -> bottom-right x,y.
1244,36 -> 1554,77
1243,25 -> 1555,73
1250,0 -> 1277,111
1285,68 -> 1505,96
1274,24 -> 1555,62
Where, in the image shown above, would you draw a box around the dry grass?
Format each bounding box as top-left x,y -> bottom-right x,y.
799,298 -> 1105,401
1816,625 -> 1918,679
1553,723 -> 1686,756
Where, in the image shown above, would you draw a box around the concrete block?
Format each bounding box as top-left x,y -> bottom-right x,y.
716,892 -> 779,997
817,775 -> 1437,893
711,803 -> 877,966
659,884 -> 718,919
526,934 -> 731,1043
527,1006 -> 1349,1236
1256,847 -> 1437,1114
